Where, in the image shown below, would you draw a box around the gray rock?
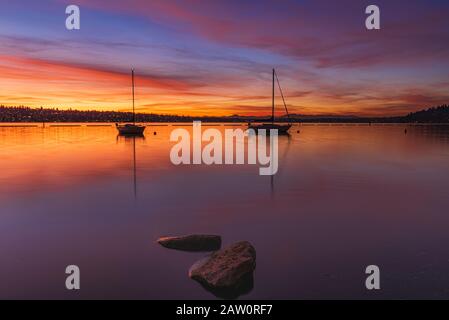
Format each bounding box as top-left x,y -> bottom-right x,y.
189,241 -> 256,293
157,234 -> 221,252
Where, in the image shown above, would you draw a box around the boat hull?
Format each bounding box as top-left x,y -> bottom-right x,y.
247,123 -> 292,135
116,124 -> 146,136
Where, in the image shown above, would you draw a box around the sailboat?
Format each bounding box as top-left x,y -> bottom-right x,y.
116,69 -> 146,136
248,69 -> 292,135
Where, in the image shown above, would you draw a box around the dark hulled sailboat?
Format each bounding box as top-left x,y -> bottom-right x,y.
116,69 -> 146,136
248,69 -> 292,135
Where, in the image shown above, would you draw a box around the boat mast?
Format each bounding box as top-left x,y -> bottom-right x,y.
274,70 -> 291,123
132,68 -> 135,124
272,68 -> 275,124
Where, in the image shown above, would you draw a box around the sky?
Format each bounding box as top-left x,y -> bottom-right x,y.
0,0 -> 449,117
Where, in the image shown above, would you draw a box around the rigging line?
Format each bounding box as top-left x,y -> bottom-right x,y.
274,70 -> 291,122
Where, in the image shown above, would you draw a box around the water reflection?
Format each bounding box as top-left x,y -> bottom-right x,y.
1,124 -> 449,299
407,125 -> 449,144
116,135 -> 145,199
270,134 -> 292,197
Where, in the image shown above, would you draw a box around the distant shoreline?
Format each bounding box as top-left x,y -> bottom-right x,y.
1,105 -> 448,124
2,123 -> 449,127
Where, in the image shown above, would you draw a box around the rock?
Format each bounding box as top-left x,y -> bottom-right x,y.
189,241 -> 256,297
157,234 -> 221,252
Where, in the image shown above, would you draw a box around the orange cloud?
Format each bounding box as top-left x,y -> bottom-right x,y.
1,54 -> 448,117
0,54 -> 212,113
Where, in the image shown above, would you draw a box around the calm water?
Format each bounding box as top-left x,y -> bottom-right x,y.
1,123 -> 449,299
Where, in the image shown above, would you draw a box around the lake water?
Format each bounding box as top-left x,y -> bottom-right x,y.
1,123 -> 449,299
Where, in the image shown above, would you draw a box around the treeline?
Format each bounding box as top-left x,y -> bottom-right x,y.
402,105 -> 449,123
0,106 -> 223,123
1,104 -> 449,123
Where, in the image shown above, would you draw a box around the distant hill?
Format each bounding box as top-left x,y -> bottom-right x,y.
0,104 -> 448,123
403,105 -> 449,123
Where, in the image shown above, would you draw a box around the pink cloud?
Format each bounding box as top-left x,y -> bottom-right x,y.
60,0 -> 449,69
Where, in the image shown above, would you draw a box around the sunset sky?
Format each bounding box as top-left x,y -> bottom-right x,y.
1,0 -> 449,116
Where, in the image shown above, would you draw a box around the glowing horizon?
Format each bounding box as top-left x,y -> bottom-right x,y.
1,1 -> 449,117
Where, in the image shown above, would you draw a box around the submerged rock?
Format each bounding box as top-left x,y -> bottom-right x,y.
157,235 -> 221,252
189,241 -> 256,298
